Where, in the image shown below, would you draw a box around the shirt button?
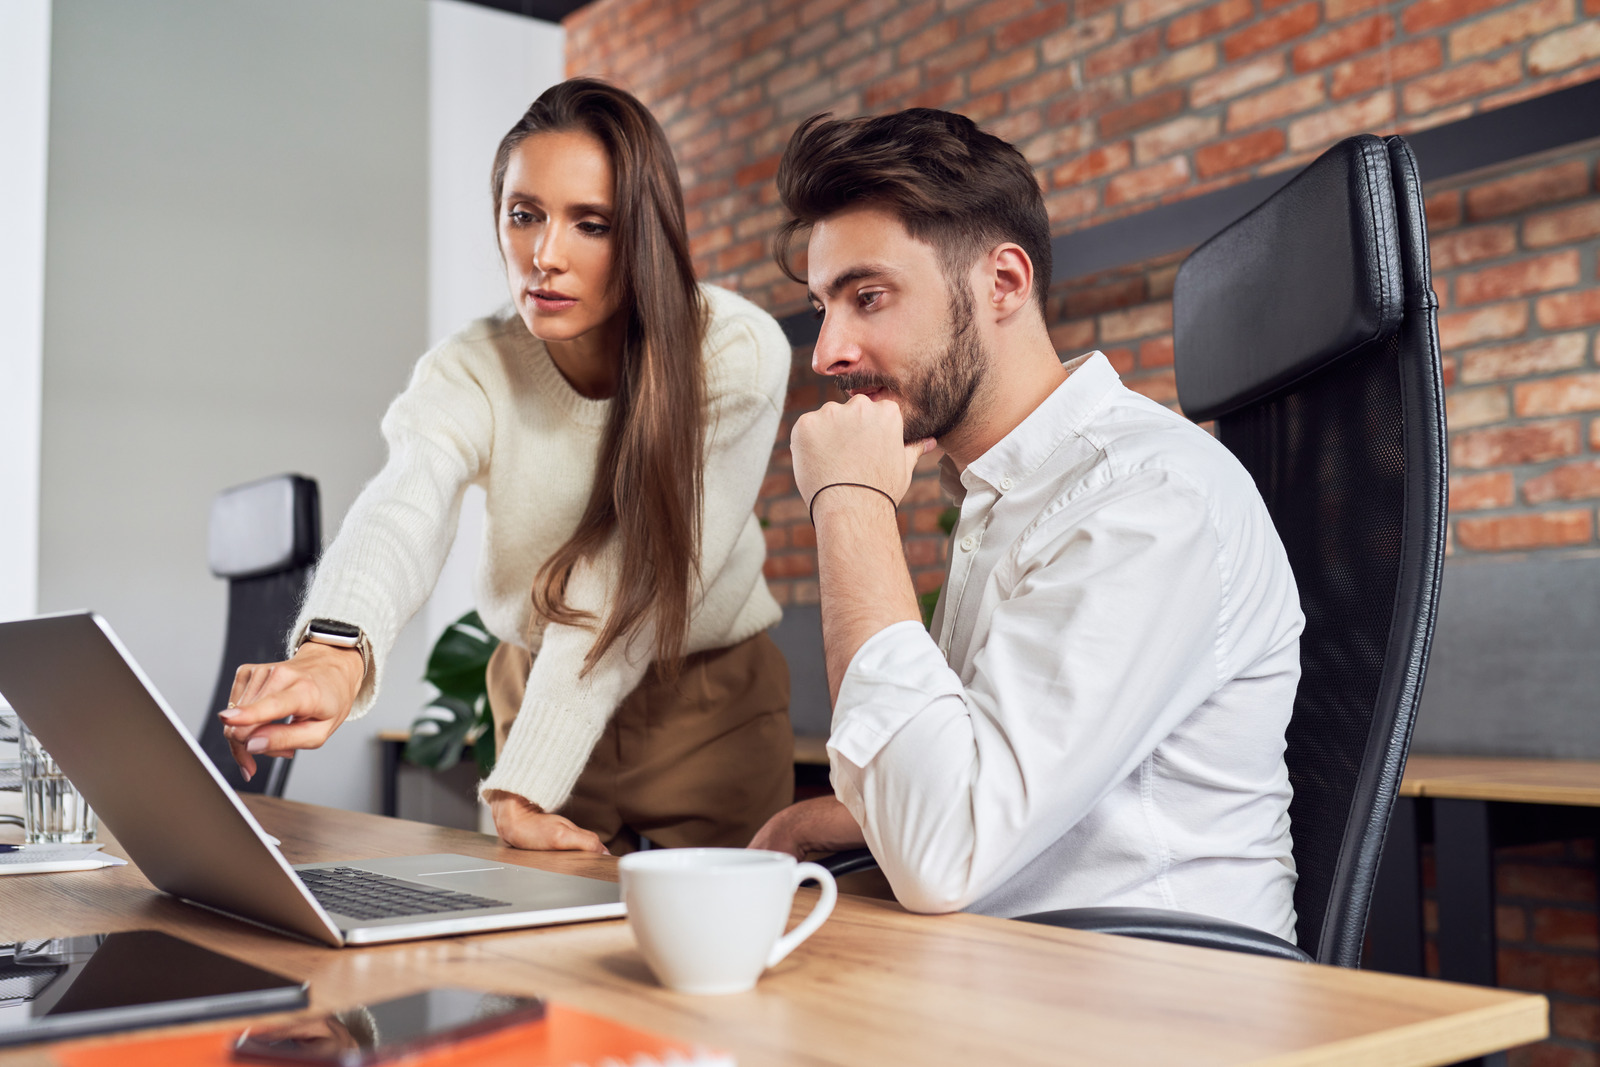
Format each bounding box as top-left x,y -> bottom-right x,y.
960,534 -> 977,551
1000,476 -> 1013,491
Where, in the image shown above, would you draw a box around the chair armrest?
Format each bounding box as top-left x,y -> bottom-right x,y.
815,848 -> 880,878
1017,906 -> 1312,963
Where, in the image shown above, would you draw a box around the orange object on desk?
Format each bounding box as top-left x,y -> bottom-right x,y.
52,1002 -> 731,1067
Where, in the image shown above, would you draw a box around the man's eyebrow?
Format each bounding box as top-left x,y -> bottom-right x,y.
807,264 -> 899,306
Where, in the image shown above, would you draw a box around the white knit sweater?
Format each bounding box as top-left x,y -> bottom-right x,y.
292,284 -> 789,811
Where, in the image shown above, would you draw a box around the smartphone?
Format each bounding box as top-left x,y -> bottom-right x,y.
232,988 -> 546,1066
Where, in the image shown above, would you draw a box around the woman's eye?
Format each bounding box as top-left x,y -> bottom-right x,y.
578,220 -> 611,236
507,209 -> 537,226
810,305 -> 825,321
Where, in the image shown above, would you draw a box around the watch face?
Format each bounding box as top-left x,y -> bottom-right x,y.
308,619 -> 361,641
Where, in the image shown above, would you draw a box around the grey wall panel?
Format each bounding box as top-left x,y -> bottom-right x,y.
1414,554 -> 1600,756
771,603 -> 831,739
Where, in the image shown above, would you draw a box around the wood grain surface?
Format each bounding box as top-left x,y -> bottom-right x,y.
0,796 -> 1548,1066
1403,754 -> 1600,806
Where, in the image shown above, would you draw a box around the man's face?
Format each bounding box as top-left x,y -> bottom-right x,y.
806,206 -> 989,443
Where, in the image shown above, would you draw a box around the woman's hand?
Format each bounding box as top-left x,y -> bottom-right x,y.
485,791 -> 609,853
748,796 -> 867,860
217,642 -> 365,782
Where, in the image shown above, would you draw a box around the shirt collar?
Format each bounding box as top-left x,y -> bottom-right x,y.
953,351 -> 1121,497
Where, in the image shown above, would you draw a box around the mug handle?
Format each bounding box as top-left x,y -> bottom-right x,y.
766,862 -> 838,969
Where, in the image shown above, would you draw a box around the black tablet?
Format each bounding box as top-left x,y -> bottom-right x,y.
0,929 -> 308,1047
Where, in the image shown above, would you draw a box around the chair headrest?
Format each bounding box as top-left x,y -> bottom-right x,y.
208,474 -> 319,579
1174,135 -> 1405,423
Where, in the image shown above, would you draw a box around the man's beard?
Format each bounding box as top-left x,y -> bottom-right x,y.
833,284 -> 989,443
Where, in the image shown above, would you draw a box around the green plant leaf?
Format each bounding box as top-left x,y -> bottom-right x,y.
425,610 -> 499,703
938,507 -> 960,536
410,609 -> 503,777
471,694 -> 497,779
405,694 -> 475,772
919,586 -> 942,629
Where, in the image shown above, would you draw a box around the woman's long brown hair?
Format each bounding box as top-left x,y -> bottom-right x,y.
492,79 -> 707,676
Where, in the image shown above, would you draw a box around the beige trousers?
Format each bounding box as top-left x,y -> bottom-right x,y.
486,632 -> 793,855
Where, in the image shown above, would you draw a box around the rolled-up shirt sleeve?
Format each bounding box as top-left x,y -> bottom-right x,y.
827,471 -> 1227,914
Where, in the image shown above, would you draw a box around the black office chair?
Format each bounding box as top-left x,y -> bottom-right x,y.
196,474 -> 321,798
825,134 -> 1448,967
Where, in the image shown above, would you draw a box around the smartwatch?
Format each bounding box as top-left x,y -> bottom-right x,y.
301,618 -> 363,650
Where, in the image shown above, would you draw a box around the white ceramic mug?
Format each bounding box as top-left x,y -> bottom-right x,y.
618,848 -> 837,995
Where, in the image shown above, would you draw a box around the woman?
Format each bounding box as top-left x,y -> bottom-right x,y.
218,79 -> 793,855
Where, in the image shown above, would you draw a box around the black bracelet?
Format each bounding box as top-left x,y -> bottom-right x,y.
807,482 -> 898,524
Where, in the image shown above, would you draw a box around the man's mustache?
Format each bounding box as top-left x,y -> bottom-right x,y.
834,373 -> 899,397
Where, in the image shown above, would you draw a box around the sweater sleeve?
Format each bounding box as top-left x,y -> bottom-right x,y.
479,305 -> 788,811
290,340 -> 493,718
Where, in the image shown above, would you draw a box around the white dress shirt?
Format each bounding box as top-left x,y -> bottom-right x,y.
827,352 -> 1304,941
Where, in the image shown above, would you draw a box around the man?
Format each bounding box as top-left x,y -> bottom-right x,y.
748,109 -> 1304,942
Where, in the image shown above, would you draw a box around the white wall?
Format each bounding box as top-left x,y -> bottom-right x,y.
0,0 -> 51,622
423,0 -> 566,641
38,0 -> 431,813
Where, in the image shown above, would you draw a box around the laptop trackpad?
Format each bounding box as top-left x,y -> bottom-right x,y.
317,853 -> 622,908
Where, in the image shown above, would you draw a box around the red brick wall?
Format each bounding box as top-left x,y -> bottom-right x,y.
1042,139 -> 1600,561
566,0 -> 1600,312
1418,838 -> 1600,1066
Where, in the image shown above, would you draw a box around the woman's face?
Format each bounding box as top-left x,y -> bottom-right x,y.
498,129 -> 622,345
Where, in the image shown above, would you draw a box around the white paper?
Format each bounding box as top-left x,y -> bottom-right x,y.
0,842 -> 127,874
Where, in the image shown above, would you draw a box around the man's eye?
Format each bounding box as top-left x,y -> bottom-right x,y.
810,305 -> 825,321
858,290 -> 883,309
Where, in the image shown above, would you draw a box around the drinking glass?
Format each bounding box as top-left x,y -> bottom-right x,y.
19,720 -> 97,844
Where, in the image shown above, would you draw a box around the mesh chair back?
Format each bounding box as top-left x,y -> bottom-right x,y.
1174,135 -> 1447,966
197,474 -> 321,798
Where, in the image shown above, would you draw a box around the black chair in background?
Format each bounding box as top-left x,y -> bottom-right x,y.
196,474 -> 321,798
825,134 -> 1448,967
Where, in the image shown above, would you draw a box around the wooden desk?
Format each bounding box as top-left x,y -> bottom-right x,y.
1380,754 -> 1600,1006
0,797 -> 1548,1066
1405,754 -> 1600,806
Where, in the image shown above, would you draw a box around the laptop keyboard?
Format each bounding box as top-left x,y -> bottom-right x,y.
299,866 -> 511,922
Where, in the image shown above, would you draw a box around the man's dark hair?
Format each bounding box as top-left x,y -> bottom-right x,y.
775,108 -> 1052,316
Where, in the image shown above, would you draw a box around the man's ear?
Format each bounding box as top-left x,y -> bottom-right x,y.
986,243 -> 1034,322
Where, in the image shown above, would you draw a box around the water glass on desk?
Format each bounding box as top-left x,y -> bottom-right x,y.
19,719 -> 97,844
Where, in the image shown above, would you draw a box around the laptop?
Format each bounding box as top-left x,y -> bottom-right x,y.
0,612 -> 625,946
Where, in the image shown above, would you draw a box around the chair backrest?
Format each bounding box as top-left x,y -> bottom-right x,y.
197,474 -> 321,798
1173,135 -> 1448,966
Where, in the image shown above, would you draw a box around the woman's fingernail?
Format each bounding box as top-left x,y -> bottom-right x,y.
242,767 -> 252,782
246,737 -> 268,754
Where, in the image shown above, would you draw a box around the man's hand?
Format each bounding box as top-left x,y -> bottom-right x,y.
485,790 -> 609,853
218,642 -> 365,782
749,796 -> 867,860
791,394 -> 933,513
